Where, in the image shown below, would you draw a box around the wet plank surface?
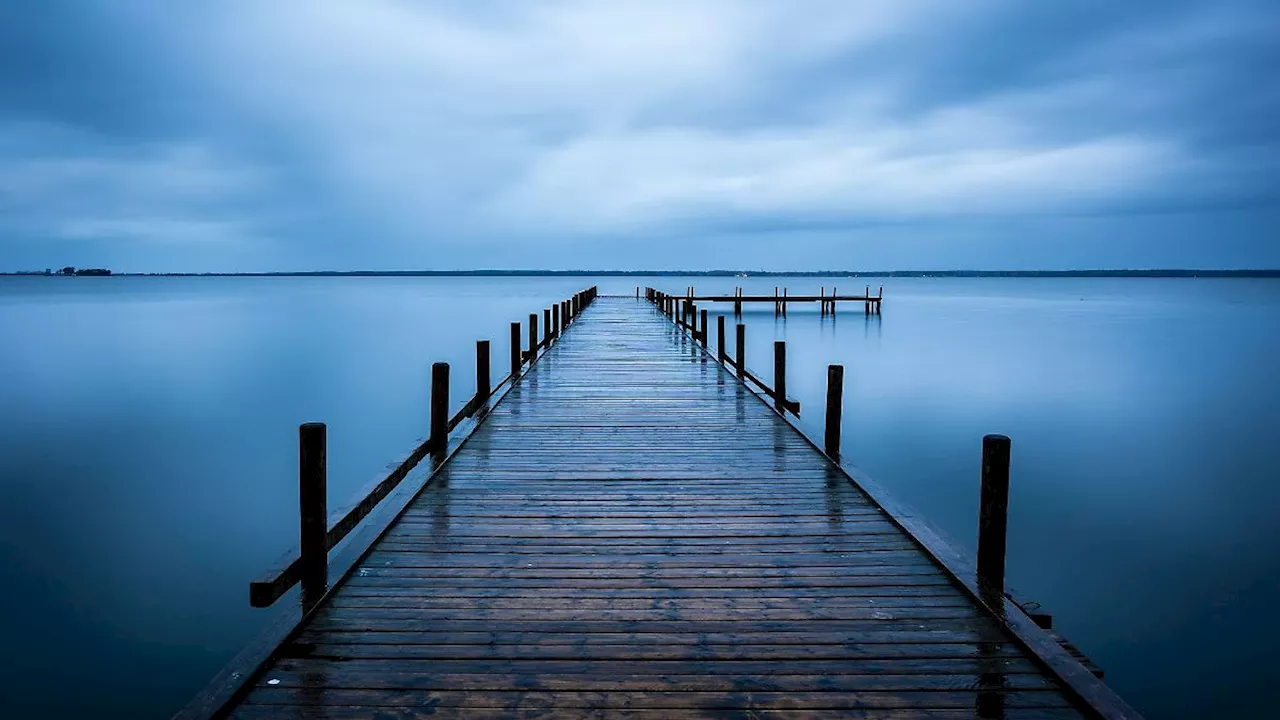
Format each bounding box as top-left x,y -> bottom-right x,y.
228,298 -> 1086,718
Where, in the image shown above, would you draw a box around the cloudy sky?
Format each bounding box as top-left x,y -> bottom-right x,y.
1,1 -> 1277,272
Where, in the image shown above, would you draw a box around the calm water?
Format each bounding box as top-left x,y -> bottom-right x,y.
1,275 -> 1277,718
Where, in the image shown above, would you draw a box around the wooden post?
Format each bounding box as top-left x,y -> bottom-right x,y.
430,362 -> 449,450
475,340 -> 491,401
825,365 -> 844,457
782,288 -> 788,317
978,434 -> 1012,594
820,287 -> 826,317
552,304 -> 560,340
298,422 -> 327,602
509,321 -> 521,377
700,309 -> 709,348
773,341 -> 786,412
735,323 -> 746,373
543,308 -> 551,347
717,315 -> 726,362
528,313 -> 538,359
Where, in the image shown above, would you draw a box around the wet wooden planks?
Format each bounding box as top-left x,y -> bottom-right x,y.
227,298 -> 1088,718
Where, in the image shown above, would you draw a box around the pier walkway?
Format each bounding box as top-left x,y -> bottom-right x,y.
201,297 -> 1134,719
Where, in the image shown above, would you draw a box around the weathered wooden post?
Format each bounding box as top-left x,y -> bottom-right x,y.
298,421 -> 327,602
509,322 -> 521,377
825,365 -> 844,457
717,315 -> 727,362
476,340 -> 491,401
782,288 -> 788,317
700,309 -> 709,348
735,323 -> 746,373
552,304 -> 560,340
528,313 -> 538,359
430,362 -> 450,451
978,434 -> 1012,594
543,308 -> 551,346
773,341 -> 787,412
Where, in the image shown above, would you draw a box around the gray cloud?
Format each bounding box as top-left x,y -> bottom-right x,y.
1,0 -> 1277,270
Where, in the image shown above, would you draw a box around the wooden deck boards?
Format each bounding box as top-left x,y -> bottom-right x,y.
227,298 -> 1088,718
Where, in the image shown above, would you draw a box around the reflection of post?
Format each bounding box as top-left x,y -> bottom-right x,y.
976,639 -> 1008,719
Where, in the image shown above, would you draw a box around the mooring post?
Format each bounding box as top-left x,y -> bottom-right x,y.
782,288 -> 788,317
509,321 -> 521,377
978,434 -> 1012,595
717,315 -> 726,362
735,323 -> 746,373
700,309 -> 709,348
552,304 -> 560,340
543,308 -> 551,347
528,313 -> 538,359
773,341 -> 787,412
298,421 -> 327,603
825,365 -> 844,457
430,362 -> 450,451
476,340 -> 491,401
820,286 -> 826,317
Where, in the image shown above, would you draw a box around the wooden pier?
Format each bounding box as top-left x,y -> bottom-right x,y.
179,289 -> 1139,719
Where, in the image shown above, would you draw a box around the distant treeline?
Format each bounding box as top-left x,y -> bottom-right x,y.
122,269 -> 1280,278
4,269 -> 1279,278
4,267 -> 112,276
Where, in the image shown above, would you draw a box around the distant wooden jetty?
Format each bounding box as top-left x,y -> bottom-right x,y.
178,288 -> 1139,719
641,284 -> 883,317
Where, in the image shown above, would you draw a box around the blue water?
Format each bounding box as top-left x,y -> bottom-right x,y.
1,275 -> 1277,718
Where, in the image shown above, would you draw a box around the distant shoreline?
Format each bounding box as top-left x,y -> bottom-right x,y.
4,269 -> 1280,278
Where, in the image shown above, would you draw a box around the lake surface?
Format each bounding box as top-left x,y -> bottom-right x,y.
1,275 -> 1277,718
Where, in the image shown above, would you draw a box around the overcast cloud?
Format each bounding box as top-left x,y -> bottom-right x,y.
1,1 -> 1277,271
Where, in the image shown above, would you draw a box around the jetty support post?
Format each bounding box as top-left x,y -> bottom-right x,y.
824,365 -> 844,457
476,340 -> 491,401
509,322 -> 521,377
978,434 -> 1012,595
298,421 -> 327,604
430,362 -> 449,452
717,315 -> 726,362
700,309 -> 709,348
774,341 -> 787,412
735,323 -> 746,375
543,308 -> 551,347
528,313 -> 538,360
552,304 -> 560,340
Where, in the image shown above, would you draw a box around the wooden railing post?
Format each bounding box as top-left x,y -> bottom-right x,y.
700,309 -> 709,348
552,304 -> 560,340
773,341 -> 787,412
717,315 -> 726,362
825,365 -> 844,457
476,340 -> 491,401
543,308 -> 551,347
298,421 -> 327,602
510,322 -> 521,377
735,323 -> 746,373
528,313 -> 538,359
430,362 -> 450,450
978,434 -> 1012,594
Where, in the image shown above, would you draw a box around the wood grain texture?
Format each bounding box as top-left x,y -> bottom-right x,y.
225,298 -> 1090,718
